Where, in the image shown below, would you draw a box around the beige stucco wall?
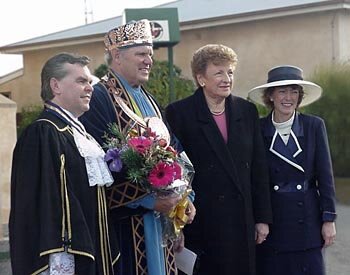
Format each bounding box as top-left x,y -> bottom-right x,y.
0,95 -> 17,240
1,41 -> 107,112
156,11 -> 338,97
1,9 -> 349,109
337,9 -> 350,62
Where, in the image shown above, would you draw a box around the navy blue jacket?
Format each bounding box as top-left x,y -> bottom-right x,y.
260,112 -> 336,251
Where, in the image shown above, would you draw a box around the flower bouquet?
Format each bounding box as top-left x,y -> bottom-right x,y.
103,119 -> 194,245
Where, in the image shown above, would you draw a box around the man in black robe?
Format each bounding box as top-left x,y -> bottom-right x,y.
9,52 -> 119,274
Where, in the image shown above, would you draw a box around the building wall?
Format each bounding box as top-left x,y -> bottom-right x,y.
338,9 -> 350,62
0,96 -> 17,240
1,42 -> 107,112
0,9 -> 345,109
157,11 -> 336,97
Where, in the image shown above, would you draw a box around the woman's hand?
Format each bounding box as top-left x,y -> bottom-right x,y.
322,222 -> 336,247
255,223 -> 269,244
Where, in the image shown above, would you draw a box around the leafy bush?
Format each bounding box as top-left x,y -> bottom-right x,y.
94,64 -> 108,79
304,64 -> 350,177
145,60 -> 194,108
94,60 -> 195,108
17,105 -> 43,136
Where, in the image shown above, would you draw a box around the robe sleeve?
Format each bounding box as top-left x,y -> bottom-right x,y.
9,120 -> 67,274
314,118 -> 337,222
249,104 -> 273,224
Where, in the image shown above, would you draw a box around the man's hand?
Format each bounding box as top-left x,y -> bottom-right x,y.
255,223 -> 269,244
322,222 -> 336,247
186,200 -> 196,224
173,231 -> 185,253
154,194 -> 181,214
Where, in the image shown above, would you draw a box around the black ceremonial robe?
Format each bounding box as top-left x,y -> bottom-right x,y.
9,109 -> 119,275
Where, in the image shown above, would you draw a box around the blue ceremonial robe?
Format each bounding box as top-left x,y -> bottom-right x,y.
80,70 -> 178,275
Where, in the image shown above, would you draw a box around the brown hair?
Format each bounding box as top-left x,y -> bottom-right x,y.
262,84 -> 305,109
191,44 -> 238,87
41,52 -> 90,101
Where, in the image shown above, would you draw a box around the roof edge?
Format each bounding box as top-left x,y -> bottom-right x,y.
1,1 -> 350,54
0,69 -> 24,85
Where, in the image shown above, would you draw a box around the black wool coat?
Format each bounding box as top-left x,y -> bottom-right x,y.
165,89 -> 272,275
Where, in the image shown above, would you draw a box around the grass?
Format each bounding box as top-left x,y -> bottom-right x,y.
335,177 -> 350,205
0,251 -> 10,261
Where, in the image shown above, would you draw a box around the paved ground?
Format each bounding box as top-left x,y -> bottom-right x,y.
1,203 -> 349,274
324,203 -> 350,275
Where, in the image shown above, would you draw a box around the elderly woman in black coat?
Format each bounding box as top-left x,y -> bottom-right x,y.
248,65 -> 337,275
165,44 -> 272,275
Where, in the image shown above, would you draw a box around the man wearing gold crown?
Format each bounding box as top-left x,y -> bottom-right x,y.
80,19 -> 193,275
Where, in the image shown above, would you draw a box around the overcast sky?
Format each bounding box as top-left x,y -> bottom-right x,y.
0,0 -> 172,76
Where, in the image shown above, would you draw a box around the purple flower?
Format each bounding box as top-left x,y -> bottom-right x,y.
104,148 -> 123,172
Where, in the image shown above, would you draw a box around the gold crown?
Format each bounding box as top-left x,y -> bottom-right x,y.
104,19 -> 153,50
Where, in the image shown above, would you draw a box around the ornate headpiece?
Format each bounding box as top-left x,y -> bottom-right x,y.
104,19 -> 153,51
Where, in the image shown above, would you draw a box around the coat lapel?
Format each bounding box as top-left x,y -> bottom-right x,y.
194,90 -> 243,193
265,112 -> 305,172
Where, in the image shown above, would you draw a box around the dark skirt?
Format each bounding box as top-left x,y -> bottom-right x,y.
256,245 -> 325,275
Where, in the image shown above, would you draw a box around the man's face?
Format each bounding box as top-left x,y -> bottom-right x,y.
115,45 -> 153,87
51,63 -> 93,117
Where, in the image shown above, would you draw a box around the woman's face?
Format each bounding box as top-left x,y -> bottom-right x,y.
197,62 -> 234,100
271,85 -> 300,121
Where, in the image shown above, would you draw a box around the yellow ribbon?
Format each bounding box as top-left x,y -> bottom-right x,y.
168,189 -> 192,237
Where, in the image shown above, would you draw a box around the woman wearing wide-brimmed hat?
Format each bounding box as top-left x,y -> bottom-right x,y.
248,65 -> 337,275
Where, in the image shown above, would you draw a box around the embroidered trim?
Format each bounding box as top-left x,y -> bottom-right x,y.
66,248 -> 95,261
132,216 -> 147,275
290,130 -> 302,158
36,119 -> 70,133
112,253 -> 121,265
44,102 -> 86,136
39,248 -> 65,257
31,264 -> 49,275
60,154 -> 67,242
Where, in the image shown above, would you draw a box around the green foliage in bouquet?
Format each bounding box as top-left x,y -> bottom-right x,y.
103,124 -> 181,187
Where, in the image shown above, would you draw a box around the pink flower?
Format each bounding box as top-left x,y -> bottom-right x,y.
128,136 -> 152,154
172,162 -> 182,180
148,162 -> 181,187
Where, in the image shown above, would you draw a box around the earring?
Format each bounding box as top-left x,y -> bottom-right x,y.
201,83 -> 205,87
270,98 -> 273,101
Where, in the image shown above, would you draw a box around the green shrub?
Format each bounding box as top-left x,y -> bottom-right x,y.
94,64 -> 108,79
17,105 -> 43,136
94,60 -> 194,108
254,103 -> 270,118
145,60 -> 194,108
304,64 -> 350,177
